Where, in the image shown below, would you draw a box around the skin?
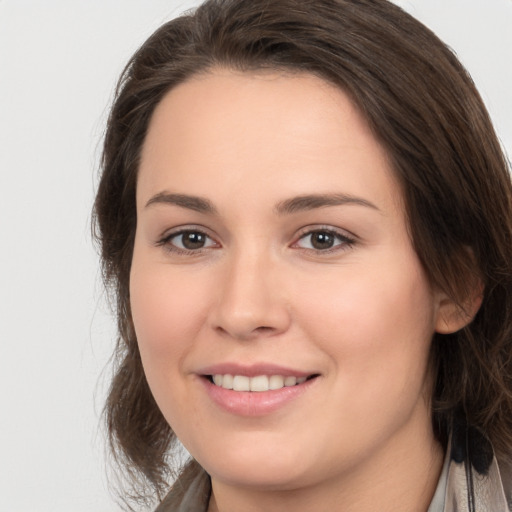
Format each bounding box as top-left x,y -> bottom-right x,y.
130,69 -> 465,511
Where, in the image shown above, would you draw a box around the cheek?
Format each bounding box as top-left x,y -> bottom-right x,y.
295,263 -> 437,456
296,255 -> 436,390
129,253 -> 216,430
302,266 -> 433,339
129,255 -> 210,363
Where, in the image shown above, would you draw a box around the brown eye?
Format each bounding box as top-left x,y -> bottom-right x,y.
310,231 -> 335,250
295,229 -> 355,252
181,231 -> 208,249
166,230 -> 217,251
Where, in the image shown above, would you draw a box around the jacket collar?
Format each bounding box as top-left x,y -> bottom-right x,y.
430,415 -> 511,512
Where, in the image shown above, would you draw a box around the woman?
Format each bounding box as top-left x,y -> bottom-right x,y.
93,0 -> 512,510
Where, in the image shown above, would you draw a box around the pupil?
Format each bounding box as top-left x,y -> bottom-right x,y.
312,232 -> 334,250
183,232 -> 206,250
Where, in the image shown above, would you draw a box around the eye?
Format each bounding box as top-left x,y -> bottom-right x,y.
159,229 -> 218,253
294,229 -> 355,252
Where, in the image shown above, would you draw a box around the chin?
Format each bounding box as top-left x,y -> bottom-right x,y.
209,462 -> 310,492
194,436 -> 314,490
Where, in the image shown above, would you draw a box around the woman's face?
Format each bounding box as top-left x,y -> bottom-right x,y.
131,70 -> 448,493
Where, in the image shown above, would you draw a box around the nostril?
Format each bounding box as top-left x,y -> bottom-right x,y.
254,326 -> 274,333
213,324 -> 278,341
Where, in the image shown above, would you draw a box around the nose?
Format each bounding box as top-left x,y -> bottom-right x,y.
209,249 -> 291,341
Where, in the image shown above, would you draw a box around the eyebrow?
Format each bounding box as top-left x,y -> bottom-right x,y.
274,193 -> 380,215
144,191 -> 380,215
145,192 -> 218,214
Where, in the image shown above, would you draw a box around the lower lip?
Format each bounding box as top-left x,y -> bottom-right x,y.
199,376 -> 318,416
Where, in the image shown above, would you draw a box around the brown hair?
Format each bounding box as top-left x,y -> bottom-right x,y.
93,0 -> 512,507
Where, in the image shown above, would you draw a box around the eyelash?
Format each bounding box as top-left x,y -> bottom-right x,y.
292,227 -> 356,254
156,226 -> 356,256
156,228 -> 217,256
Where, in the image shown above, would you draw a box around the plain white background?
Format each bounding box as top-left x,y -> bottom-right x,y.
0,1 -> 510,510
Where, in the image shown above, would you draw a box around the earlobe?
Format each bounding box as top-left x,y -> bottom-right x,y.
434,286 -> 484,334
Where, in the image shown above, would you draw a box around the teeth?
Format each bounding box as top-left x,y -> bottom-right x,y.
233,375 -> 250,391
284,376 -> 297,386
250,375 -> 269,392
222,374 -> 234,390
269,375 -> 284,390
211,374 -> 310,392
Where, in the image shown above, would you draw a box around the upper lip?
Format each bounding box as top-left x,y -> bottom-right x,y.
197,363 -> 317,378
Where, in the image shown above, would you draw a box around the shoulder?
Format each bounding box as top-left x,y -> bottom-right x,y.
155,462 -> 210,512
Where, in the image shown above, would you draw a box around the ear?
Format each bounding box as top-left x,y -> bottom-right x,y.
434,282 -> 484,334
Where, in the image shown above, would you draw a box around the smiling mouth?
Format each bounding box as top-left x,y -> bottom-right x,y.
206,374 -> 319,392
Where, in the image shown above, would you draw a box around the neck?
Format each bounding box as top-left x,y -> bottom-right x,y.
208,416 -> 444,512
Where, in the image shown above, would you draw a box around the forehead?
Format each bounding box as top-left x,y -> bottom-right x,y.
137,68 -> 401,214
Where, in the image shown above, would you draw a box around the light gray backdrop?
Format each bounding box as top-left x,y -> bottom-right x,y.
0,1 -> 510,510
